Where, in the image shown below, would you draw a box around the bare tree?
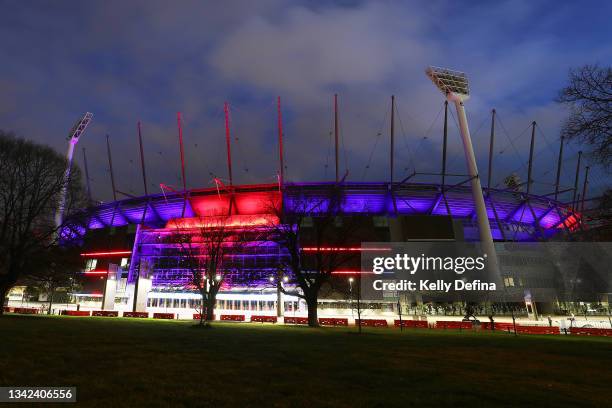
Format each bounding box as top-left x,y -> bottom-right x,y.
0,132 -> 86,314
268,185 -> 367,327
23,245 -> 82,314
172,216 -> 250,326
557,64 -> 612,169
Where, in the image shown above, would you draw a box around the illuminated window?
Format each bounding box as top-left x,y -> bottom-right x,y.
120,258 -> 129,268
85,259 -> 97,272
503,277 -> 515,287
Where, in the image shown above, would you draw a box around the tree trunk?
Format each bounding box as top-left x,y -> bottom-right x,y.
205,296 -> 215,322
47,290 -> 54,315
198,293 -> 205,325
0,283 -> 11,316
305,293 -> 319,327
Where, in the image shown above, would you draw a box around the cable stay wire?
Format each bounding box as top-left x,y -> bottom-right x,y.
396,100 -> 443,176
361,101 -> 389,181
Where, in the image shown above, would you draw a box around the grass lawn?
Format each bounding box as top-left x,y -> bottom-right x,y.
0,315 -> 610,407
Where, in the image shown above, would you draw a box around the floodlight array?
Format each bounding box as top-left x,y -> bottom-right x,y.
426,66 -> 470,96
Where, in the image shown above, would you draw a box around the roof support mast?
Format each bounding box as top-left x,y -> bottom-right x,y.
572,151 -> 582,210
426,67 -> 500,283
487,108 -> 506,240
526,122 -> 536,195
487,109 -> 496,191
224,102 -> 234,187
580,166 -> 590,213
554,136 -> 564,201
277,96 -> 284,188
441,101 -> 451,215
334,94 -> 339,183
106,134 -> 117,202
390,95 -> 395,185
177,112 -> 187,217
138,121 -> 148,196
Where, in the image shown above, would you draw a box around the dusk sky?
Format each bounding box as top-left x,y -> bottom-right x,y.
1,0 -> 610,202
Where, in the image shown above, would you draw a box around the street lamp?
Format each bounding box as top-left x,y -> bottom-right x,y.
425,66 -> 500,282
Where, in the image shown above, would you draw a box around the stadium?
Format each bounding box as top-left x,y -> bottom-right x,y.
18,70 -> 605,322
58,179 -> 586,321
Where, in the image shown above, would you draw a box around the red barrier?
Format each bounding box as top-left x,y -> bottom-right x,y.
153,313 -> 175,320
92,310 -> 119,317
284,316 -> 309,325
192,314 -> 215,321
514,325 -> 560,335
251,315 -> 277,323
3,306 -> 13,313
356,319 -> 388,327
319,318 -> 348,326
13,307 -> 39,314
61,310 -> 91,317
435,321 -> 472,330
481,322 -> 516,331
221,314 -> 245,322
123,311 -> 149,318
394,320 -> 429,328
570,327 -> 612,337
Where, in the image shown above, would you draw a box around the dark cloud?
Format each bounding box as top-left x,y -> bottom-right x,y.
0,0 -> 610,202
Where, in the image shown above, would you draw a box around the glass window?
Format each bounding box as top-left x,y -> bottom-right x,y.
85,259 -> 97,272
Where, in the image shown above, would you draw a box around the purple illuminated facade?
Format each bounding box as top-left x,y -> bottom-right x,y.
64,182 -> 580,317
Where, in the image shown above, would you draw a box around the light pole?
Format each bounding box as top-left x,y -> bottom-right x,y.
55,112 -> 93,229
426,67 -> 500,283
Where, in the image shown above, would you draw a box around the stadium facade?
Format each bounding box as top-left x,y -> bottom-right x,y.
54,180 -> 596,320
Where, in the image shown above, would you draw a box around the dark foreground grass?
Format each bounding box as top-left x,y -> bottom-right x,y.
0,316 -> 610,407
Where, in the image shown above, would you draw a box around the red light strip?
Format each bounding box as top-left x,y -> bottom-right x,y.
301,247 -> 391,252
82,270 -> 109,275
80,251 -> 132,257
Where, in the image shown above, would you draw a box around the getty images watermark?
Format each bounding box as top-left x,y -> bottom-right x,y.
371,252 -> 494,292
360,242 -> 612,302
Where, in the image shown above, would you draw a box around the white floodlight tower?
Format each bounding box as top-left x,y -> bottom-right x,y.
425,67 -> 500,281
55,112 -> 93,229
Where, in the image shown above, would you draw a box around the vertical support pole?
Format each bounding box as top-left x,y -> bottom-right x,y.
131,224 -> 142,312
177,112 -> 187,217
82,147 -> 92,203
580,166 -> 590,212
390,95 -> 395,185
106,134 -> 117,201
554,136 -> 564,201
441,101 -> 451,215
487,109 -> 496,190
177,113 -> 187,192
277,96 -> 284,187
224,102 -> 233,187
485,109 -> 506,240
572,151 -> 582,209
451,97 -> 500,283
138,121 -> 148,196
526,121 -> 536,195
442,101 -> 448,187
334,94 -> 339,183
